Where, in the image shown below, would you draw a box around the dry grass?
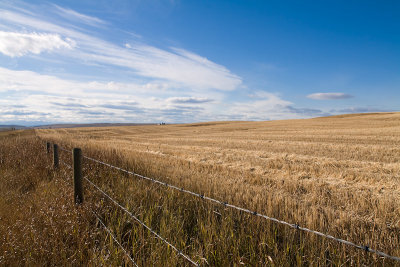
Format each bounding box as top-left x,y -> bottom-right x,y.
1,112 -> 400,265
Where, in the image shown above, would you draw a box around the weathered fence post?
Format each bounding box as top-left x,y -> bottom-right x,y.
73,148 -> 83,204
53,144 -> 59,168
46,142 -> 50,153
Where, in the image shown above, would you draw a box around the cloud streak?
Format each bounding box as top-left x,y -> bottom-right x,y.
0,67 -> 315,124
330,107 -> 393,113
0,3 -> 242,91
0,1 -> 356,125
167,97 -> 213,104
0,31 -> 75,57
307,92 -> 353,100
52,4 -> 107,27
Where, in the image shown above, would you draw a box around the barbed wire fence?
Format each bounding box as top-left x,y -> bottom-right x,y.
53,152 -> 137,265
49,142 -> 400,264
93,211 -> 139,267
58,145 -> 199,266
84,175 -> 199,266
58,152 -> 141,265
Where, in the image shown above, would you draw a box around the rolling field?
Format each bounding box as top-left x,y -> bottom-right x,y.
1,112 -> 399,265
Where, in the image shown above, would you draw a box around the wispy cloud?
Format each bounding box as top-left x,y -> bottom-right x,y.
167,97 -> 213,104
0,31 -> 75,57
0,66 -> 313,124
0,1 -> 338,125
52,4 -> 107,27
0,3 -> 242,91
330,107 -> 394,113
0,67 -> 170,95
50,102 -> 88,108
99,103 -> 139,111
225,91 -> 295,121
0,67 -> 211,123
307,92 -> 353,100
0,110 -> 49,116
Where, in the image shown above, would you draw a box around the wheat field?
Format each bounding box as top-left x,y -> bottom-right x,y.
1,112 -> 399,266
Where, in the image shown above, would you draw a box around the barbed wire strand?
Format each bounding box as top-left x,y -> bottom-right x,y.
60,160 -> 72,169
83,176 -> 199,267
59,147 -> 70,153
59,158 -> 139,265
80,153 -> 400,262
53,144 -> 400,262
93,211 -> 139,267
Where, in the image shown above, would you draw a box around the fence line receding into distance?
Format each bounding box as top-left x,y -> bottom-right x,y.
55,144 -> 198,266
50,142 -> 400,263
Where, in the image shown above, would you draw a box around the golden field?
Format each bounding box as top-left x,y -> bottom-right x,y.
1,112 -> 400,266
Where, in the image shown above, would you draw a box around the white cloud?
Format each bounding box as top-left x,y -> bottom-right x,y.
75,45 -> 241,91
0,67 -> 307,124
0,67 -> 172,95
167,97 -> 213,104
0,67 -> 217,123
0,5 -> 242,91
0,31 -> 75,57
307,92 -> 353,100
330,107 -> 392,113
0,2 -> 330,124
52,4 -> 107,27
226,91 -> 295,120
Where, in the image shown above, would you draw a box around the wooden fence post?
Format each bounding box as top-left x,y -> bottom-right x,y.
53,144 -> 59,168
73,148 -> 83,204
46,142 -> 50,153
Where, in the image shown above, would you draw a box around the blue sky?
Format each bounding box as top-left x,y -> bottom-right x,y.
0,0 -> 399,125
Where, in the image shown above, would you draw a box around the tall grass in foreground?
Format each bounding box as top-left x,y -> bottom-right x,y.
0,132 -> 133,266
1,124 -> 399,266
